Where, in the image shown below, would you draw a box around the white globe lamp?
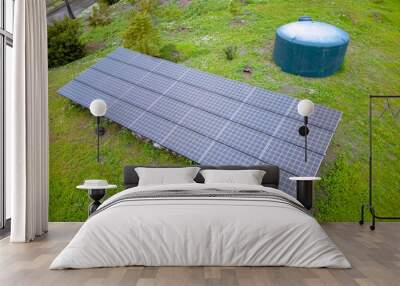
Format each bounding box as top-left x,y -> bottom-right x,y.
90,99 -> 107,162
297,99 -> 314,117
90,99 -> 107,117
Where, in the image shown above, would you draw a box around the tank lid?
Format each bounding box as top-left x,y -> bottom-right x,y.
276,20 -> 349,47
298,16 -> 312,22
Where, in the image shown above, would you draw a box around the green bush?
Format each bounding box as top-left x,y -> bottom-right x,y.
88,3 -> 111,27
223,45 -> 238,60
48,17 -> 86,68
160,44 -> 181,62
122,11 -> 161,56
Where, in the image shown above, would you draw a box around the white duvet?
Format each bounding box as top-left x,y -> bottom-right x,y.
50,183 -> 350,269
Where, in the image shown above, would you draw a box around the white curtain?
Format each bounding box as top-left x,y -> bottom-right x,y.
8,0 -> 49,242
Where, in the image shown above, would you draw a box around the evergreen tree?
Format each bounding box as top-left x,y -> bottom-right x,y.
122,12 -> 161,56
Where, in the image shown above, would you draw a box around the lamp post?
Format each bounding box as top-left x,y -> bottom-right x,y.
297,99 -> 314,162
90,99 -> 107,162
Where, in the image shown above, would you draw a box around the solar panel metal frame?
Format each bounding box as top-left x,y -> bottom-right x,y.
58,48 -> 342,196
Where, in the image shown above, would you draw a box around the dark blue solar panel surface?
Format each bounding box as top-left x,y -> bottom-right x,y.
58,48 -> 342,196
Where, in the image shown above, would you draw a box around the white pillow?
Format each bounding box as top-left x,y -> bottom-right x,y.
200,169 -> 266,185
135,167 -> 200,186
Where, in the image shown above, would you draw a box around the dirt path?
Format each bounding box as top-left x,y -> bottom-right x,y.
47,0 -> 96,23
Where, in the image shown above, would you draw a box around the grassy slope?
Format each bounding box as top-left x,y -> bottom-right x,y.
49,0 -> 400,222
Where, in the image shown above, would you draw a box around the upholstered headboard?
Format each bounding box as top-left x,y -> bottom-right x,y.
123,165 -> 280,189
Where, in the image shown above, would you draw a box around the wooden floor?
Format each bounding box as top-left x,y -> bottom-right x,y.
0,223 -> 399,286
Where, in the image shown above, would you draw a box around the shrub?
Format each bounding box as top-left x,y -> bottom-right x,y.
160,44 -> 181,62
223,45 -> 238,60
122,11 -> 161,56
88,3 -> 111,27
48,17 -> 86,68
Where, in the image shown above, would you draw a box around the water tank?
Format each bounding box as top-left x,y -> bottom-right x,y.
273,17 -> 349,77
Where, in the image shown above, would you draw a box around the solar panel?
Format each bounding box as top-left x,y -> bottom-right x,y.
155,61 -> 188,80
130,113 -> 175,143
201,142 -> 259,166
179,109 -> 227,139
162,127 -> 213,163
58,47 -> 342,195
106,100 -> 143,126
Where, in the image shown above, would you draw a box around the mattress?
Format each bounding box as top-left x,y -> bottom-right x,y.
50,183 -> 350,269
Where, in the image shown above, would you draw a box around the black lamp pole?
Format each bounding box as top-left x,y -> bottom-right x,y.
298,116 -> 310,162
96,117 -> 100,162
95,116 -> 105,163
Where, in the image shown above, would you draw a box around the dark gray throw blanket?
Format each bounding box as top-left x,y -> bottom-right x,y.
91,189 -> 308,217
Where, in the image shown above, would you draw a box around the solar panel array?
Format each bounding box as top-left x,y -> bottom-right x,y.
59,48 -> 341,196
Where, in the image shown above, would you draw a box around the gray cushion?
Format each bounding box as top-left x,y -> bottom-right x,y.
124,165 -> 280,189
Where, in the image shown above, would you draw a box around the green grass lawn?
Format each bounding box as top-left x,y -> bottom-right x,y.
49,0 -> 400,222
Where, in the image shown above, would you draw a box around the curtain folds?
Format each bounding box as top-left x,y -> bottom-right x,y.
9,0 -> 49,242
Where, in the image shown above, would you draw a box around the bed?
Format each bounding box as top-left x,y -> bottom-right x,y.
50,165 -> 350,269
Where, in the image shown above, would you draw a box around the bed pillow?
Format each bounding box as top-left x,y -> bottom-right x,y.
135,167 -> 200,186
200,169 -> 266,185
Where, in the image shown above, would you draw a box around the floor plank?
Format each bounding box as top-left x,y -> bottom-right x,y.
0,222 -> 399,286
